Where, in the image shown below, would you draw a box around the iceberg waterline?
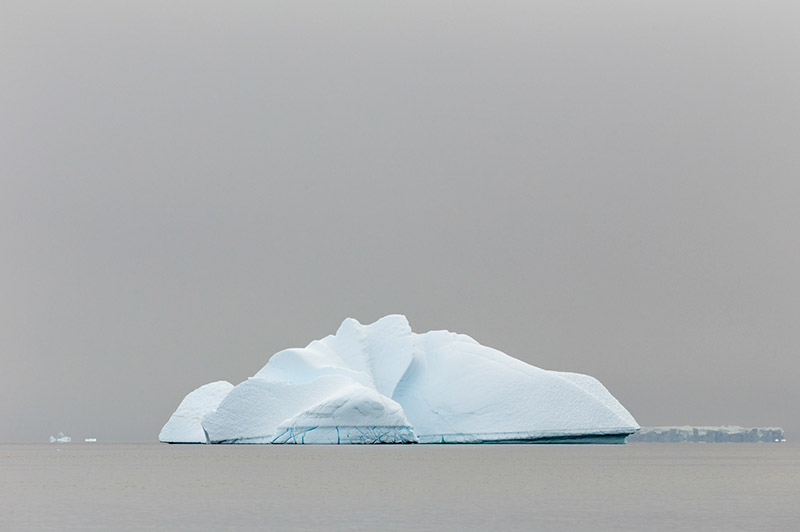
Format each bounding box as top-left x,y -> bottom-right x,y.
159,315 -> 639,444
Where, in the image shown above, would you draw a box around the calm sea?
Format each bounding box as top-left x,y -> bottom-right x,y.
1,442 -> 798,530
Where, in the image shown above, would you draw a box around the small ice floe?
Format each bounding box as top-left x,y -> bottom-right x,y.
84,438 -> 97,442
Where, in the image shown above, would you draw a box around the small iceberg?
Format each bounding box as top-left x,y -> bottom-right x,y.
49,432 -> 72,443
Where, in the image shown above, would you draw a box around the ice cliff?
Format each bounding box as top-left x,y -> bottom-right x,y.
159,315 -> 639,444
158,381 -> 234,443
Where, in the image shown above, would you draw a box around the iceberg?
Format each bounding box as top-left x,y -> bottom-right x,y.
159,315 -> 639,444
49,432 -> 71,443
627,426 -> 785,443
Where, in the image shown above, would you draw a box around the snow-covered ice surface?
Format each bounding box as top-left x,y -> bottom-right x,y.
159,315 -> 639,444
158,381 -> 234,443
202,375 -> 417,444
394,329 -> 637,443
272,382 -> 417,444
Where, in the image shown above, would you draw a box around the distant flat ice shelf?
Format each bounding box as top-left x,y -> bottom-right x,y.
627,426 -> 785,443
159,315 -> 639,444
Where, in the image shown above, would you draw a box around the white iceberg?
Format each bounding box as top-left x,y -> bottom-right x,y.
159,315 -> 639,444
158,381 -> 234,443
49,432 -> 71,443
627,426 -> 785,443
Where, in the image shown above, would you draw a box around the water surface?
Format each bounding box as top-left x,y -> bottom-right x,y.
2,443 -> 797,530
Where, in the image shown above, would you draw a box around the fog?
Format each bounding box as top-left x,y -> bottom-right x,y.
2,1 -> 798,441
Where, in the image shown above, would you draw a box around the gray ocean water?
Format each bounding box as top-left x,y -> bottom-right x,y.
2,442 -> 798,530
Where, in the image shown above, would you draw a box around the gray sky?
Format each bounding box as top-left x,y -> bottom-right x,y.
2,1 -> 798,442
